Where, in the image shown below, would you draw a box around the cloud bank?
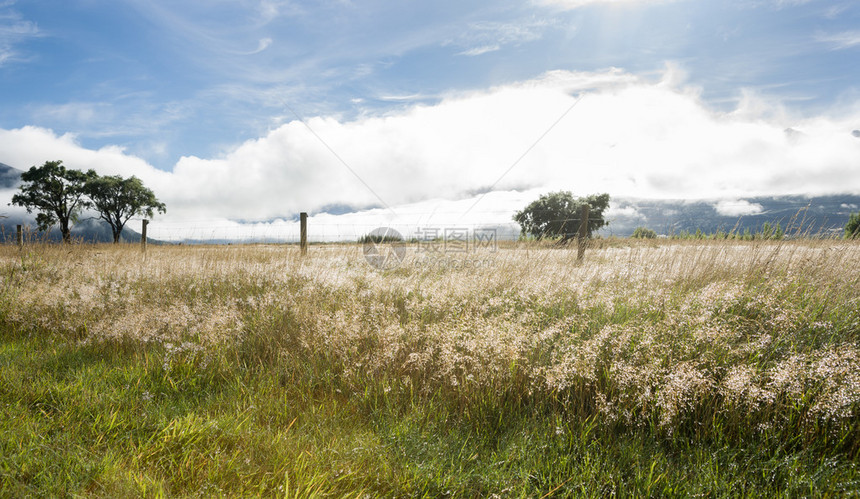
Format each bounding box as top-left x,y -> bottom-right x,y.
2,66 -> 859,239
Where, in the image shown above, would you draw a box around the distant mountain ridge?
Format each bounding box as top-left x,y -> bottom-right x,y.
605,195 -> 860,237
0,162 -> 23,189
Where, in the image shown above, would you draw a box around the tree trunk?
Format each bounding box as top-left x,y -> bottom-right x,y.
61,219 -> 71,244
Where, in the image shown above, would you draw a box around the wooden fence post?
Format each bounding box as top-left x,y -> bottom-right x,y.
141,219 -> 148,252
300,212 -> 308,256
577,204 -> 589,261
16,225 -> 22,248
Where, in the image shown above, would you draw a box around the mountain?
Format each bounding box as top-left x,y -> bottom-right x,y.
604,195 -> 860,237
0,162 -> 23,189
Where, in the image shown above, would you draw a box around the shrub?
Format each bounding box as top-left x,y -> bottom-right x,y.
631,226 -> 657,239
846,212 -> 860,239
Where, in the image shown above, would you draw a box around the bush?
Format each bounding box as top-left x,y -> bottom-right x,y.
631,227 -> 657,239
359,233 -> 403,244
846,212 -> 860,239
760,222 -> 784,240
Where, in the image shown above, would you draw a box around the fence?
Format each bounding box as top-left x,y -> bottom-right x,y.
3,198 -> 859,248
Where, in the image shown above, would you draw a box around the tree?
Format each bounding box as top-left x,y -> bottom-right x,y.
513,191 -> 610,242
10,160 -> 95,243
83,175 -> 166,243
846,212 -> 860,239
761,222 -> 784,240
631,226 -> 657,239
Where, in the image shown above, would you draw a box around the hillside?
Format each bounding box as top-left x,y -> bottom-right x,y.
0,162 -> 23,189
604,194 -> 860,237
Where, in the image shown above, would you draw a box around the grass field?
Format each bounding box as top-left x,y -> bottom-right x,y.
1,239 -> 859,497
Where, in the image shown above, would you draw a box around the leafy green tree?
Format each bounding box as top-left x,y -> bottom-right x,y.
83,175 -> 166,243
631,226 -> 657,239
846,212 -> 860,239
10,160 -> 95,243
513,191 -> 609,242
760,222 -> 784,240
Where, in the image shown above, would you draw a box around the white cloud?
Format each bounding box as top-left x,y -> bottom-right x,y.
249,37 -> 273,54
823,4 -> 849,20
0,126 -> 173,199
130,190 -> 529,243
0,3 -> 39,66
451,19 -> 549,56
536,0 -> 678,9
377,93 -> 436,102
257,0 -> 304,23
607,205 -> 645,219
714,200 -> 764,217
815,31 -> 860,50
771,0 -> 813,6
458,45 -> 500,57
3,66 -> 860,240
32,102 -> 105,125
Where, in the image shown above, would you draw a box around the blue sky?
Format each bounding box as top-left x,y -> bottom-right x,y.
2,0 -> 860,237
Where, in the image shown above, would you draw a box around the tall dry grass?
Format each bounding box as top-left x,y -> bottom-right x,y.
1,238 -> 859,451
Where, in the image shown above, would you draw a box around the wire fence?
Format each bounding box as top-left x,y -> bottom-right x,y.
2,198 -> 859,245
136,219 -> 523,244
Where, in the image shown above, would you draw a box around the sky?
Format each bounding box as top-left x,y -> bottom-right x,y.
1,0 -> 860,240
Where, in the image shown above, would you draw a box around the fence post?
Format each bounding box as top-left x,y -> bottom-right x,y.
577,204 -> 589,261
300,212 -> 308,256
141,219 -> 148,252
16,225 -> 22,248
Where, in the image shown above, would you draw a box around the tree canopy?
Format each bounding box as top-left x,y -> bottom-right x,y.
513,191 -> 610,241
11,160 -> 95,243
10,160 -> 166,243
83,175 -> 166,243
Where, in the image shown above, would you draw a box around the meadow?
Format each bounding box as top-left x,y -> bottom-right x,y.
1,238 -> 858,497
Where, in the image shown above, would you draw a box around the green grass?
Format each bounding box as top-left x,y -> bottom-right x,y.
1,241 -> 859,496
1,334 -> 858,497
